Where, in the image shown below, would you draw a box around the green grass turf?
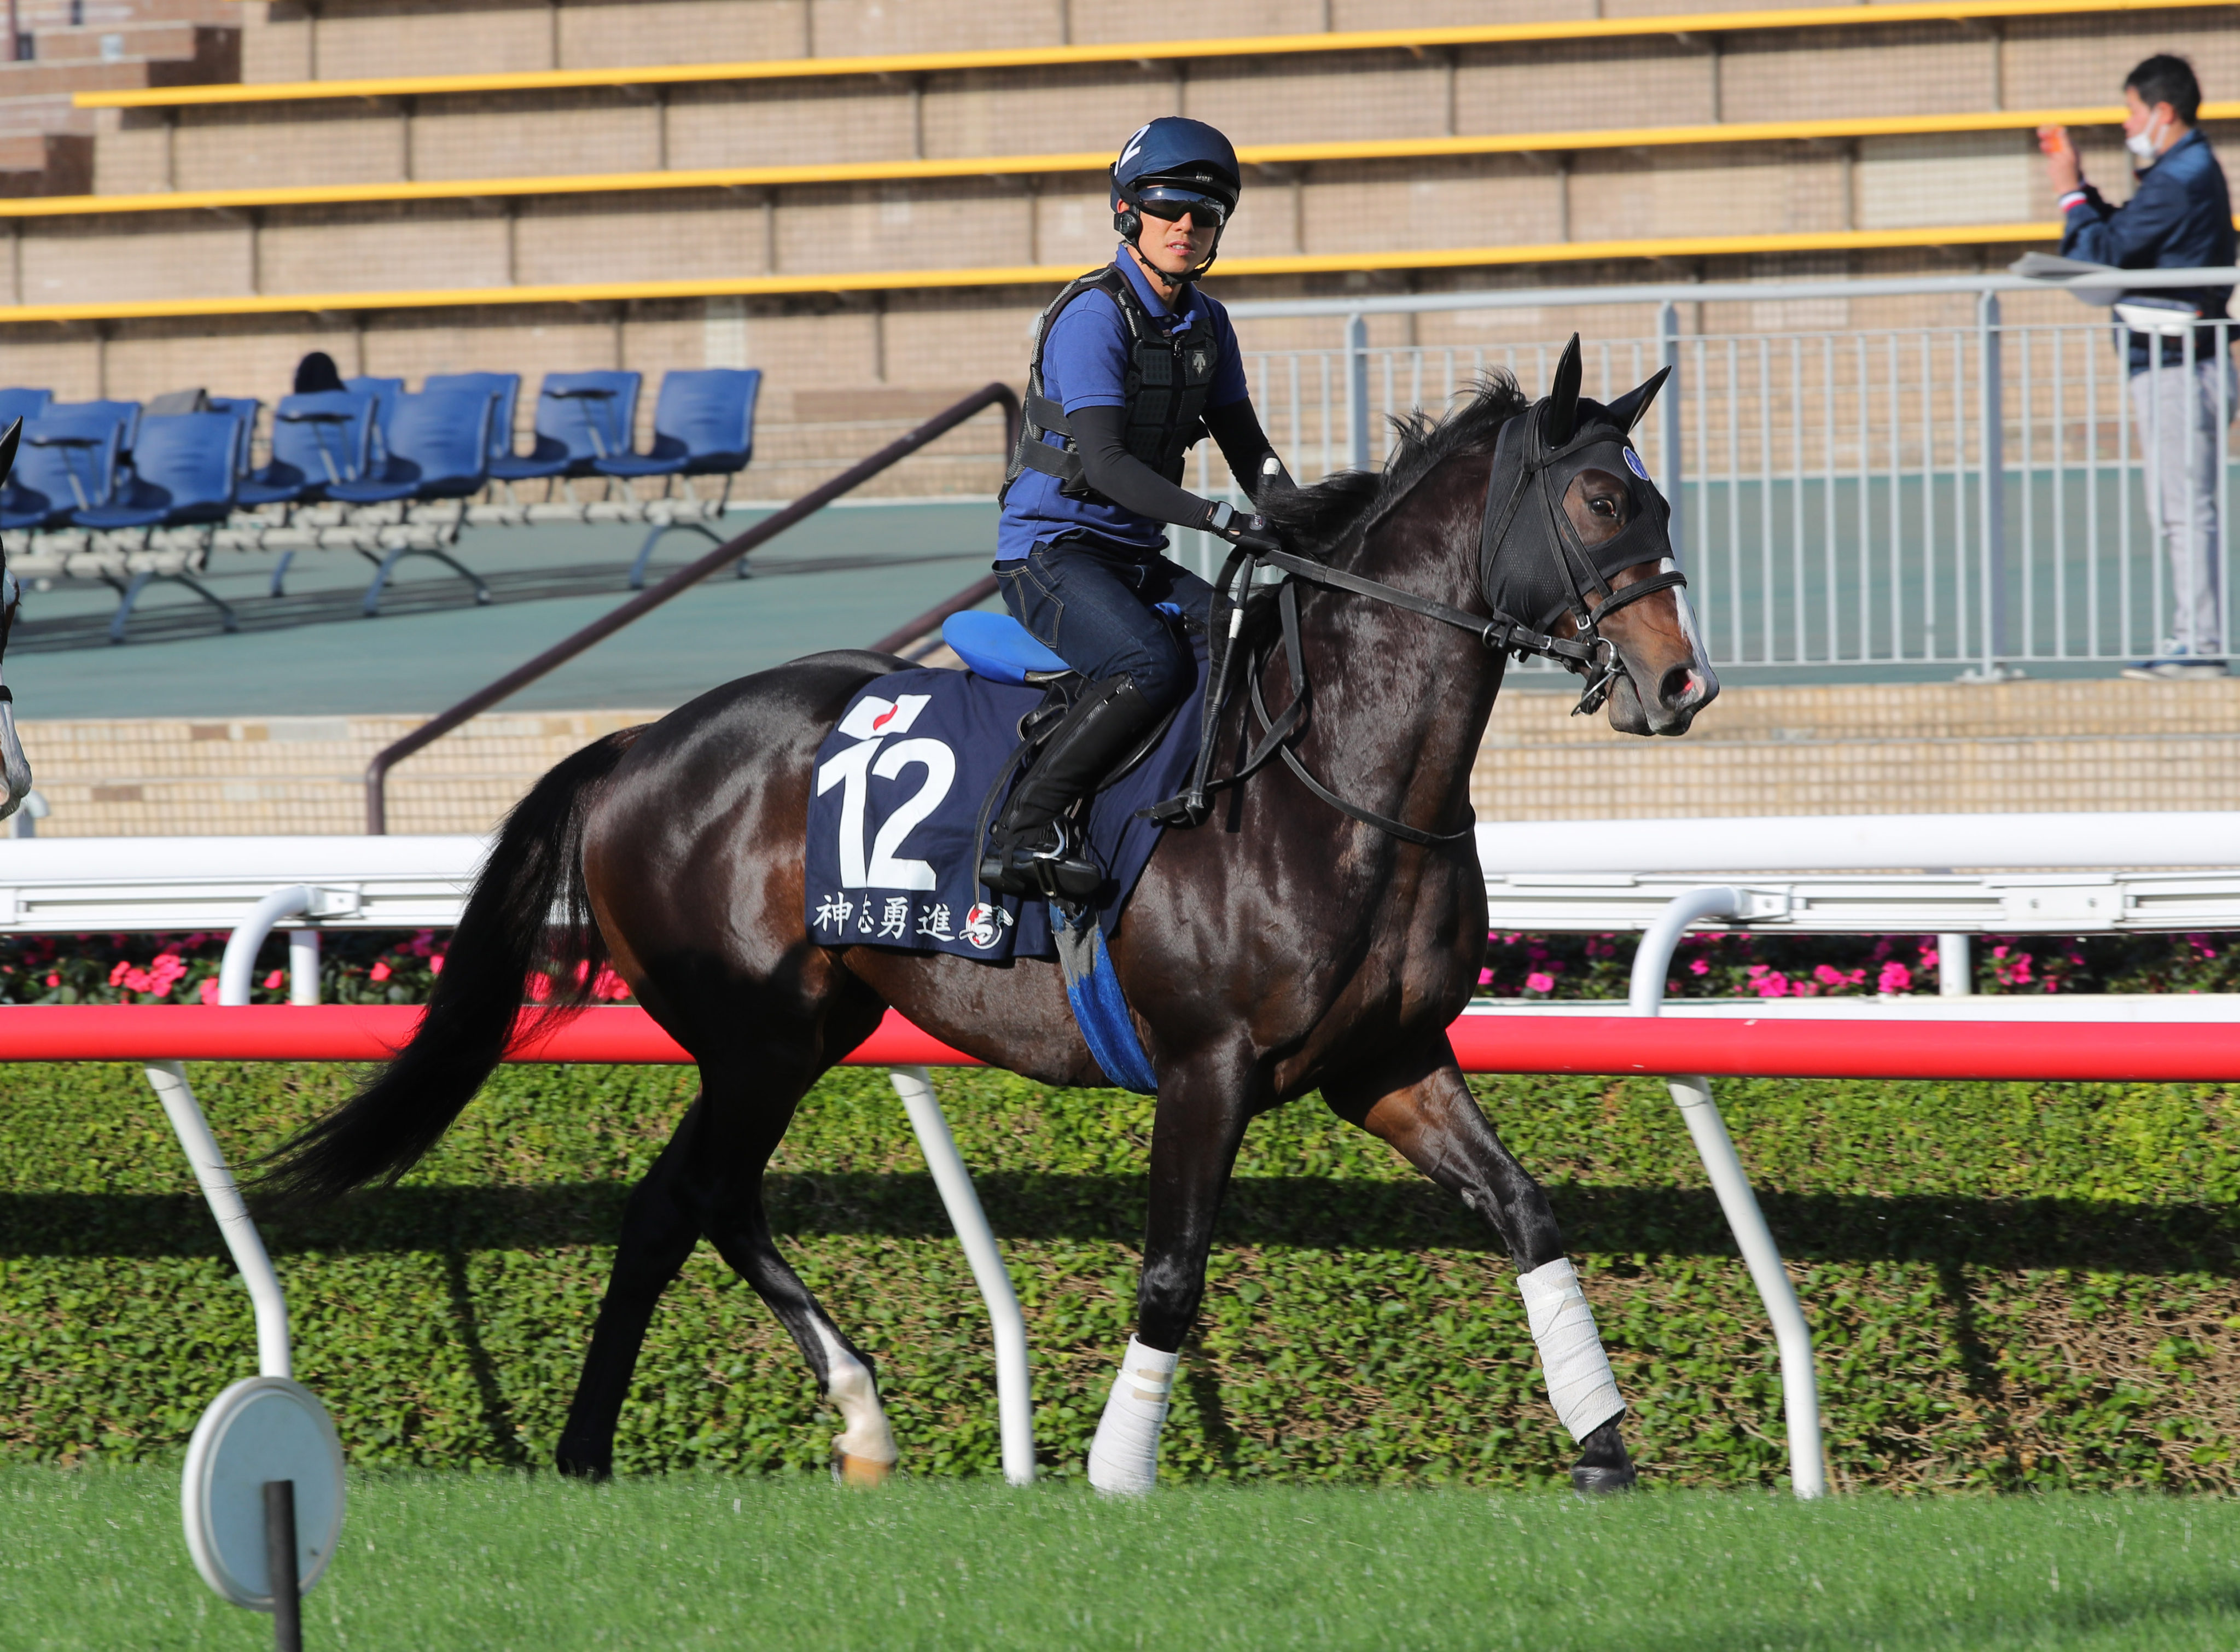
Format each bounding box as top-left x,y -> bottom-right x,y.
8,1467 -> 2239,1650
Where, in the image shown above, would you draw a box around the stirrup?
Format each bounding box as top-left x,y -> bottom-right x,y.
979,820 -> 1101,900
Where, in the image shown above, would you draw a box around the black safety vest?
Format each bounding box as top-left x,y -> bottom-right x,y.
1000,263 -> 1221,506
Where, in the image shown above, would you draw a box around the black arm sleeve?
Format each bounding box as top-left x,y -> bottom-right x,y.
1068,403 -> 1217,528
1202,398 -> 1293,507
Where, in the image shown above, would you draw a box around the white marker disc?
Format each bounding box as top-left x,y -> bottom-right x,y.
180,1376 -> 345,1610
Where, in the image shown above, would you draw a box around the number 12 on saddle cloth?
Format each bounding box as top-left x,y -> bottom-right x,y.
802,650 -> 1207,965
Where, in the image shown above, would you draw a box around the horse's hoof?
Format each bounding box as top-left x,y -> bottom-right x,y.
1570,1461 -> 1637,1496
834,1451 -> 893,1487
1568,1414 -> 1635,1496
554,1449 -> 612,1481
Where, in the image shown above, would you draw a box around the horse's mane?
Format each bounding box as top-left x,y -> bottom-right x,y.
1256,373 -> 1529,559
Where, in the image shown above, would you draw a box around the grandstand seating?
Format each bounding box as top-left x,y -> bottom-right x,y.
68,409 -> 242,644
0,0 -> 2229,509
0,406 -> 123,530
68,0 -> 2223,112
239,391 -> 375,510
0,361 -> 763,637
324,387 -> 497,616
0,388 -> 52,432
492,371 -> 642,490
422,373 -> 520,468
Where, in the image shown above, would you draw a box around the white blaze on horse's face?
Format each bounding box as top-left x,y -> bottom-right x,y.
1661,556 -> 1720,711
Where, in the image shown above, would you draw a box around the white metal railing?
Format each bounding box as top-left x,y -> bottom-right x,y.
9,820 -> 2239,1505
1200,266 -> 2240,678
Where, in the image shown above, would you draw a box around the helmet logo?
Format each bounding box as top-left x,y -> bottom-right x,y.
1119,125 -> 1149,173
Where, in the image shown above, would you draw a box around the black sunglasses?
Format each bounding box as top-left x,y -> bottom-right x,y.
1134,188 -> 1228,227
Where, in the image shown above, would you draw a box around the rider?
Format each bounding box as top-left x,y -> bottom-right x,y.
982,116 -> 1294,898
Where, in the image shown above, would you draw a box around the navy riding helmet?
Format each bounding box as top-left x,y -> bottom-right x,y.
1112,117 -> 1242,275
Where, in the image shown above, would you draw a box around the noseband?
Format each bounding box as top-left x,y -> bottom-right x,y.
1151,405 -> 1685,845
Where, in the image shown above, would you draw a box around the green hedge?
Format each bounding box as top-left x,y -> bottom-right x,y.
3,1061 -> 2236,1491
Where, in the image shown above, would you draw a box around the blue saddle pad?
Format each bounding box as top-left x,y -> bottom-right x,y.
804,645 -> 1205,963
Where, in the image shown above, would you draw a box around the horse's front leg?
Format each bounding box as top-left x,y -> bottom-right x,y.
1323,1038 -> 1637,1493
1086,1042 -> 1262,1494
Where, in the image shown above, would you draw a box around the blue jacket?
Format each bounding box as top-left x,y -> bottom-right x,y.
2061,127 -> 2236,371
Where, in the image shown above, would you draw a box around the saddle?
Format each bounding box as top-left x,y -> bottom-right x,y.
942,608 -> 1197,892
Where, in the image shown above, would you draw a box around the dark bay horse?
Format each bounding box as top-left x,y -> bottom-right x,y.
270,341 -> 1718,1492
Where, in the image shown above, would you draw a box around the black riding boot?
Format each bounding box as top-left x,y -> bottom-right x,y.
980,675 -> 1156,899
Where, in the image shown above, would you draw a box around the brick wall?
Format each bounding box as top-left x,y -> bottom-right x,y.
2,0 -> 2231,495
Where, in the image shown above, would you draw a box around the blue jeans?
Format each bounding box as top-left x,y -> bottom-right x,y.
994,537 -> 1214,713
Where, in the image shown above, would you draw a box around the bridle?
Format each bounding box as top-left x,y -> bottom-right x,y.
1150,409 -> 1685,848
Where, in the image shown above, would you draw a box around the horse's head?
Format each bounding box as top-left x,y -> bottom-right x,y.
1480,336 -> 1718,736
0,417 -> 32,821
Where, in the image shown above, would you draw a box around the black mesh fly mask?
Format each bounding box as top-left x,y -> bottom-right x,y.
1475,353 -> 1685,717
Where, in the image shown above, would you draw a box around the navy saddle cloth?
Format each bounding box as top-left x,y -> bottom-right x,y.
802,613 -> 1206,964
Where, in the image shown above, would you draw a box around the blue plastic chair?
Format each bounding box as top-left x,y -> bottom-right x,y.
0,407 -> 126,531
489,370 -> 642,488
323,388 -> 496,615
206,396 -> 263,478
69,411 -> 242,644
593,369 -> 761,587
422,372 -> 520,467
0,388 -> 53,434
239,390 -> 376,508
345,375 -> 404,460
56,398 -> 141,456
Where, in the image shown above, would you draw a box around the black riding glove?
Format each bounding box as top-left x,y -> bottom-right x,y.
1204,500 -> 1287,559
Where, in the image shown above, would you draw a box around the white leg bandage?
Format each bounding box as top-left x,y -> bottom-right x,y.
1517,1258 -> 1625,1444
1085,1336 -> 1177,1494
814,1323 -> 898,1467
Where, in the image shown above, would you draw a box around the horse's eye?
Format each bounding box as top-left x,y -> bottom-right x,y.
1591,497 -> 1618,516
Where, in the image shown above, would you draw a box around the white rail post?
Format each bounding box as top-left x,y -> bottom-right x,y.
1938,932 -> 1973,997
1630,887 -> 1828,1499
146,1060 -> 293,1379
143,884 -> 327,1383
889,1065 -> 1036,1485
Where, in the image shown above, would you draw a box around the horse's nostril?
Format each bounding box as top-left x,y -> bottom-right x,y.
1657,664 -> 1696,708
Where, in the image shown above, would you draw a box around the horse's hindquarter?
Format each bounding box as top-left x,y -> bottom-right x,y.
581,653 -> 904,1050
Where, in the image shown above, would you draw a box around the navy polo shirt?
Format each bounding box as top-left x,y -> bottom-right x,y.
996,248 -> 1250,563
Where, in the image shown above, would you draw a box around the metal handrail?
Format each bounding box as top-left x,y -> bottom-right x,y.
365,383 -> 1019,833
1222,264 -> 2240,320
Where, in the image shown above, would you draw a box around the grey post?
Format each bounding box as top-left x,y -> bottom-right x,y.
1346,311 -> 1371,472
1659,299 -> 1685,566
1976,291 -> 2008,678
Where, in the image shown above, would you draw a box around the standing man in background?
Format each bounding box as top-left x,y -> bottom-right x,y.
2042,55 -> 2236,680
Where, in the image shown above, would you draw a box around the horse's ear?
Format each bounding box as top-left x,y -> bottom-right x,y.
0,418 -> 18,492
1602,365 -> 1671,435
1544,335 -> 1582,447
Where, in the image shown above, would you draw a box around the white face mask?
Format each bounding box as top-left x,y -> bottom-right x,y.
2127,114 -> 2167,165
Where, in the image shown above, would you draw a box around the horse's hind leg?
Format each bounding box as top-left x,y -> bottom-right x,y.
1323,1044 -> 1637,1494
556,1097 -> 707,1479
684,1054 -> 900,1484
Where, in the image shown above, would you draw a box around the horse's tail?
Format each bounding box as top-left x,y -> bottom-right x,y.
261,728 -> 641,1204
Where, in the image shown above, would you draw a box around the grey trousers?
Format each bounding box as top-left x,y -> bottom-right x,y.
2128,357 -> 2236,658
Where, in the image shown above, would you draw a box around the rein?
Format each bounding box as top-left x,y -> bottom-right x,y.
1149,465 -> 1687,845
